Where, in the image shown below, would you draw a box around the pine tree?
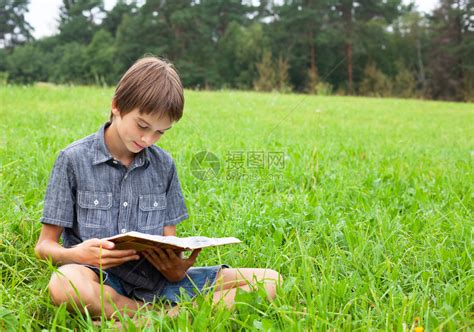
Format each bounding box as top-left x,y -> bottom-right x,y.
427,0 -> 473,100
0,0 -> 33,49
276,56 -> 292,93
359,62 -> 393,97
254,50 -> 276,92
335,0 -> 402,94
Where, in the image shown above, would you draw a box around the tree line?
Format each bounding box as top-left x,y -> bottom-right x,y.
1,0 -> 473,101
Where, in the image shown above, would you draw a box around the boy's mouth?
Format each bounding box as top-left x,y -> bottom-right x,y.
133,141 -> 145,149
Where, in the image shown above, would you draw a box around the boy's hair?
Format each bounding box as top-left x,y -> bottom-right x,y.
112,56 -> 184,122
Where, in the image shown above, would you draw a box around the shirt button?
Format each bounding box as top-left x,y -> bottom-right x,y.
123,202 -> 128,207
94,200 -> 99,205
113,160 -> 118,164
153,201 -> 158,207
121,228 -> 127,233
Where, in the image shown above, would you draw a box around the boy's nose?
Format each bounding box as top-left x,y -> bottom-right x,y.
142,135 -> 155,146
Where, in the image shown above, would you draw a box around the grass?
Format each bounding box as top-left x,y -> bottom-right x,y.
0,85 -> 473,330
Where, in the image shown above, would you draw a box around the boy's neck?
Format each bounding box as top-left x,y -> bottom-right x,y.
104,122 -> 136,166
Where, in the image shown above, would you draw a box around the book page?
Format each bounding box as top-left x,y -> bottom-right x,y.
106,231 -> 241,251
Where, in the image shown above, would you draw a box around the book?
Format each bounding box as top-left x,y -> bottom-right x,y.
106,231 -> 241,252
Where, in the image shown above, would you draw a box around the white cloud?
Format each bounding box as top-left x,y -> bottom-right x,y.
26,0 -> 61,39
26,0 -> 117,39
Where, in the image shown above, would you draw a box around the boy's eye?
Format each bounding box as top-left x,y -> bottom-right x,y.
138,123 -> 164,135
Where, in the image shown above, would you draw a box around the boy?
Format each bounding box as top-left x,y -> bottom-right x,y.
35,57 -> 281,319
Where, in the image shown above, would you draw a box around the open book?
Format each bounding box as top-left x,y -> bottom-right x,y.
106,231 -> 241,252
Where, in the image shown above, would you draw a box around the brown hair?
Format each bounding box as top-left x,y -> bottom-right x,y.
111,56 -> 184,122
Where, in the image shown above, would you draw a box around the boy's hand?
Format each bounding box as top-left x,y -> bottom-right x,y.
72,238 -> 140,269
143,248 -> 201,282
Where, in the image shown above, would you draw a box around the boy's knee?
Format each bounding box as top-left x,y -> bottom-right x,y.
48,265 -> 95,305
49,266 -> 74,305
262,269 -> 282,300
264,269 -> 283,284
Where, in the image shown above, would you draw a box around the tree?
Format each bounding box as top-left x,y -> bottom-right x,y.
392,11 -> 430,95
276,55 -> 292,93
86,29 -> 116,85
6,43 -> 46,83
393,60 -> 417,98
113,4 -> 170,79
0,0 -> 471,100
359,62 -> 392,97
217,22 -> 267,89
50,42 -> 90,84
271,0 -> 336,92
0,0 -> 33,49
254,51 -> 292,92
254,50 -> 276,91
427,0 -> 474,101
58,0 -> 104,44
181,0 -> 252,87
100,0 -> 134,37
335,0 -> 403,94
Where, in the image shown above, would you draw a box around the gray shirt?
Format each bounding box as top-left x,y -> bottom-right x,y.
41,122 -> 188,297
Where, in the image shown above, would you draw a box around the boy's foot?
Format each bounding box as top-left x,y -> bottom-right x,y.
166,305 -> 180,318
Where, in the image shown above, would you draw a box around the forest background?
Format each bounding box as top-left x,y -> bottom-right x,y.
1,0 -> 473,101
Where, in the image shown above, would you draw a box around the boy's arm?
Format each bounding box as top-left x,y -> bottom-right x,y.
37,151 -> 139,268
35,224 -> 140,268
35,224 -> 74,265
163,225 -> 181,258
163,225 -> 177,236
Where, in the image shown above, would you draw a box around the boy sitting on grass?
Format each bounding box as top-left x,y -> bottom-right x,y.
35,56 -> 281,319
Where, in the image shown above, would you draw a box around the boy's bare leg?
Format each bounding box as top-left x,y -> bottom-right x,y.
212,268 -> 282,308
48,264 -> 148,319
49,265 -> 281,317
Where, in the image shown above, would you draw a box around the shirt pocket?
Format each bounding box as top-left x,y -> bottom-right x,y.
138,193 -> 167,232
77,190 -> 113,228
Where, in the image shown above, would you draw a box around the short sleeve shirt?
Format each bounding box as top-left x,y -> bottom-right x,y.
41,122 -> 188,294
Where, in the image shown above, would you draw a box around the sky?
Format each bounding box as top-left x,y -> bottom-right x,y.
26,0 -> 440,39
26,0 -> 116,39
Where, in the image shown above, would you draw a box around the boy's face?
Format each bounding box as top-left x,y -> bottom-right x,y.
111,106 -> 172,154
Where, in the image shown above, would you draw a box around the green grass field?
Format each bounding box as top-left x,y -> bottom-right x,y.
0,86 -> 473,330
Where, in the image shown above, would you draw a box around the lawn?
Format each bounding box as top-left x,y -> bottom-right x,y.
0,86 -> 472,330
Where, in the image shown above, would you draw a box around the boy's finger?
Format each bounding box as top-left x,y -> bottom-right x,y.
153,248 -> 169,260
102,255 -> 140,267
186,249 -> 201,266
188,249 -> 201,262
165,249 -> 179,260
102,249 -> 137,258
85,238 -> 105,248
143,251 -> 163,270
97,240 -> 115,250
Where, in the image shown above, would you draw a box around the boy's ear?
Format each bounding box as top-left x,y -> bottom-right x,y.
111,100 -> 120,117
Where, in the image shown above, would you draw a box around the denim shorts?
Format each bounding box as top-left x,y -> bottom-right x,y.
87,265 -> 228,304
